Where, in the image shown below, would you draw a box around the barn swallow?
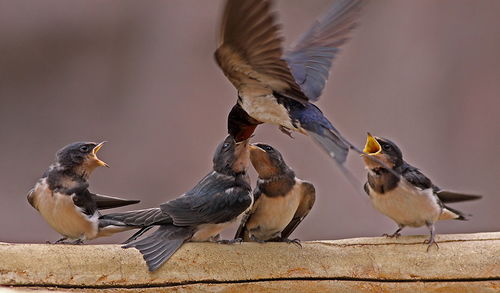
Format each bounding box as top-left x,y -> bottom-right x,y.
99,136 -> 253,271
217,0 -> 366,163
27,142 -> 140,244
235,143 -> 315,245
362,133 -> 481,249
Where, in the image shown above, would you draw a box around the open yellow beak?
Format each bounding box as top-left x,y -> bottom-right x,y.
363,133 -> 382,155
92,142 -> 109,167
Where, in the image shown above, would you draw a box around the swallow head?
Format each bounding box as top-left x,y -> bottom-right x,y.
249,143 -> 290,179
56,141 -> 109,175
363,133 -> 403,170
213,135 -> 250,175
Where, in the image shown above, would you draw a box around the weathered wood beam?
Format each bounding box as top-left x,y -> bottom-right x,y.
1,232 -> 499,292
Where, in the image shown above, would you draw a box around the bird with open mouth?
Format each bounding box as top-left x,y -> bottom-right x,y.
217,0 -> 366,164
27,142 -> 140,244
235,143 -> 315,246
361,133 -> 481,250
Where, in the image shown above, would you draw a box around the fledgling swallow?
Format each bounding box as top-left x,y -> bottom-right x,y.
27,142 -> 140,244
217,0 -> 366,163
235,143 -> 315,245
362,133 -> 482,249
100,135 -> 253,271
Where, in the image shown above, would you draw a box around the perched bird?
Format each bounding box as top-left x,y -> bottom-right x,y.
218,0 -> 366,163
99,136 -> 253,271
27,142 -> 140,244
235,143 -> 315,244
362,133 -> 481,249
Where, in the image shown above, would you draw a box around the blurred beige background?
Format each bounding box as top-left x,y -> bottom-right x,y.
0,0 -> 498,244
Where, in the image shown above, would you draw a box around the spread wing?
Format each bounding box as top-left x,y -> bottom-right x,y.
214,0 -> 308,103
161,172 -> 252,226
280,181 -> 316,239
284,0 -> 365,101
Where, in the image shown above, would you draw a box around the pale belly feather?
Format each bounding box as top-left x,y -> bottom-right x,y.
368,180 -> 441,227
246,183 -> 302,240
240,95 -> 297,130
31,179 -> 98,240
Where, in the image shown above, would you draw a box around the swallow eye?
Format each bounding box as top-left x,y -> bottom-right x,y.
222,143 -> 230,149
79,145 -> 89,153
264,145 -> 273,152
382,144 -> 392,151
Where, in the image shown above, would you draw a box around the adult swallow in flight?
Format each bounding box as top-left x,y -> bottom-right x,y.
27,142 -> 140,244
217,0 -> 366,163
362,133 -> 481,249
235,143 -> 315,245
99,136 -> 253,271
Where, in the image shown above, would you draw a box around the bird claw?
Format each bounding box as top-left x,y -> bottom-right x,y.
383,232 -> 401,238
279,126 -> 294,138
54,238 -> 84,245
217,238 -> 242,244
424,238 -> 439,252
280,238 -> 302,248
250,235 -> 267,244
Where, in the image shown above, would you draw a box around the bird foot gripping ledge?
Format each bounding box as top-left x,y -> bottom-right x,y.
1,232 -> 499,292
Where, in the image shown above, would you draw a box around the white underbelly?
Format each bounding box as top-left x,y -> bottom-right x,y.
246,183 -> 302,240
31,180 -> 98,240
239,95 -> 297,130
369,181 -> 441,227
191,222 -> 234,242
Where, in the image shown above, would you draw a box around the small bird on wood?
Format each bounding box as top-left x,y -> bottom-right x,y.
235,143 -> 315,245
362,133 -> 481,249
27,142 -> 140,244
99,135 -> 253,271
218,0 -> 366,164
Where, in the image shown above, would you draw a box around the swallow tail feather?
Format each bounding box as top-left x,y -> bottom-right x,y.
292,103 -> 350,163
124,225 -> 193,272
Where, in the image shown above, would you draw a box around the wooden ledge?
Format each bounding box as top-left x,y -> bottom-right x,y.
1,232 -> 499,292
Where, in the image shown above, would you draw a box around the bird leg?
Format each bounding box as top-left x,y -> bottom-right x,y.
383,226 -> 404,238
54,237 -> 84,245
424,222 -> 439,251
217,238 -> 242,244
279,126 -> 294,138
54,237 -> 68,244
71,239 -> 85,245
250,235 -> 267,244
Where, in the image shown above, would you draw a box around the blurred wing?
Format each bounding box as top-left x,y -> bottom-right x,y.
284,0 -> 365,101
215,0 -> 308,103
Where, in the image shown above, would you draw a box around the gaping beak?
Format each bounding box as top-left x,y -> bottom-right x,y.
92,141 -> 110,167
363,133 -> 382,156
